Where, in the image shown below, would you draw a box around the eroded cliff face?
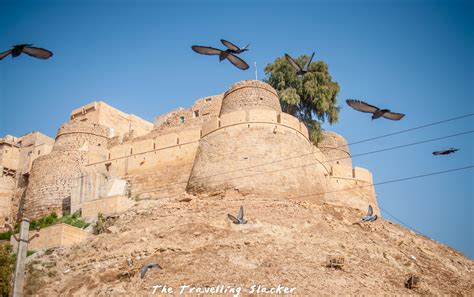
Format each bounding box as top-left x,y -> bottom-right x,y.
24,190 -> 473,296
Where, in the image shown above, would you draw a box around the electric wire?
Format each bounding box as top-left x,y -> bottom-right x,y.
132,130 -> 473,195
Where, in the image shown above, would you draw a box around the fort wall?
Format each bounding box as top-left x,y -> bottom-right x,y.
5,79 -> 379,219
70,101 -> 154,139
10,223 -> 89,251
24,122 -> 110,218
0,176 -> 15,230
220,80 -> 281,115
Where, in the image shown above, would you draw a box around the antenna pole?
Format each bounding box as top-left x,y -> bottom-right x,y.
254,62 -> 258,80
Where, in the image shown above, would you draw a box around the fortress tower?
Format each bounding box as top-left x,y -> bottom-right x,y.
186,80 -> 331,201
23,122 -> 110,218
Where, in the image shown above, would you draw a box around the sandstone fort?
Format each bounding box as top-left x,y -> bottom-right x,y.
0,80 -> 377,225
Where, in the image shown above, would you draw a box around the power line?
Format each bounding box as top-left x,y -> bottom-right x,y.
187,130 -> 473,185
132,130 -> 473,195
346,113 -> 474,147
378,205 -> 425,236
291,166 -> 473,199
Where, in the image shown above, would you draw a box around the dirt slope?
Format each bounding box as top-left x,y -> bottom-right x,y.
25,191 -> 473,296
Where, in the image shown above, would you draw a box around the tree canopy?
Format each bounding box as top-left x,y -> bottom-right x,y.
264,54 -> 340,143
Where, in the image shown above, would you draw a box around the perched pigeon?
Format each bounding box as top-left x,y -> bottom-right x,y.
0,44 -> 53,60
227,206 -> 247,224
285,52 -> 315,76
432,147 -> 459,155
220,39 -> 250,57
346,99 -> 405,121
139,263 -> 162,279
191,43 -> 249,70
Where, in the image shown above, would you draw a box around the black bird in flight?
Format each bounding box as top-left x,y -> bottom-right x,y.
346,99 -> 405,121
285,52 -> 315,76
139,263 -> 162,279
432,147 -> 460,155
0,44 -> 53,60
191,39 -> 250,70
227,206 -> 247,224
220,39 -> 250,57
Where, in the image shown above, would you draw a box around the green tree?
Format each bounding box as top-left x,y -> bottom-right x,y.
0,244 -> 16,297
264,54 -> 340,143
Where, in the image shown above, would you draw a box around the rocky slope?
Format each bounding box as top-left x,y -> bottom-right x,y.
25,190 -> 473,296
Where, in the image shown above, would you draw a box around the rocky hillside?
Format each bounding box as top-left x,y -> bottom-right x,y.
25,190 -> 473,296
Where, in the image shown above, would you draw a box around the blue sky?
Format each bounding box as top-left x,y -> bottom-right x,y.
0,0 -> 472,258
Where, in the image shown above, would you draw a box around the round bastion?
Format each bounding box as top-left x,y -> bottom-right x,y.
220,80 -> 282,115
187,80 -> 331,200
317,131 -> 352,168
24,122 -> 110,219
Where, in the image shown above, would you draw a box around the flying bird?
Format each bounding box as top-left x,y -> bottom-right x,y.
191,40 -> 250,70
367,214 -> 378,222
139,263 -> 162,279
353,205 -> 378,224
220,39 -> 249,56
346,99 -> 405,121
0,44 -> 53,60
285,52 -> 315,76
361,205 -> 374,222
432,147 -> 459,155
227,206 -> 247,224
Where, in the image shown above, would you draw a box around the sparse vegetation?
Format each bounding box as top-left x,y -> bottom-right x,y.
0,244 -> 16,297
60,211 -> 90,229
92,213 -> 117,235
0,231 -> 13,241
25,260 -> 43,296
0,212 -> 90,241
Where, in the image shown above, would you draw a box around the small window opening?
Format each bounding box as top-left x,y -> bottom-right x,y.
38,150 -> 41,155
193,110 -> 199,118
205,97 -> 212,102
179,116 -> 185,124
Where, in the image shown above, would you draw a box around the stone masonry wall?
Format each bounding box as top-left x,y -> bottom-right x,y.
318,131 -> 352,168
24,151 -> 87,218
54,122 -> 110,151
220,80 -> 282,115
187,115 -> 330,201
0,176 -> 15,231
24,122 -> 110,219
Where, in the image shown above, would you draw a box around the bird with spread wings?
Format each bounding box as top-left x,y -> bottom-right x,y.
191,39 -> 249,70
346,99 -> 405,121
285,52 -> 315,76
0,44 -> 53,60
